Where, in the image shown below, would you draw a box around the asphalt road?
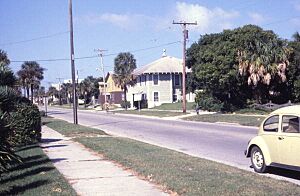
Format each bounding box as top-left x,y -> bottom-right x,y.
45,107 -> 300,185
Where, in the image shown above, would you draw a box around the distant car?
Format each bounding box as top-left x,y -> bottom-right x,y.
78,99 -> 85,105
245,105 -> 300,173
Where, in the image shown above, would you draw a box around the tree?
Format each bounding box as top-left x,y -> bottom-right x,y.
0,49 -> 16,87
187,30 -> 250,111
17,61 -> 45,103
47,86 -> 59,103
288,32 -> 300,103
236,25 -> 291,103
60,83 -> 72,104
113,52 -> 136,109
79,79 -> 92,108
187,25 -> 293,111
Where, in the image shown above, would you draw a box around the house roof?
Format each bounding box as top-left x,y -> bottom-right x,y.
133,56 -> 191,75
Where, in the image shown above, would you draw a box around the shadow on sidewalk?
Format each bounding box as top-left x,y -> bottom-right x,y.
41,138 -> 62,143
41,144 -> 67,149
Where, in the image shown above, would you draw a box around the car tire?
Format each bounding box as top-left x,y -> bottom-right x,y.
250,146 -> 267,173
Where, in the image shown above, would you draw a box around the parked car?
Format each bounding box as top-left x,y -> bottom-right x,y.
245,105 -> 300,173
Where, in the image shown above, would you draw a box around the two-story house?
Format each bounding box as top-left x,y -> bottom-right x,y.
127,52 -> 194,108
99,72 -> 123,105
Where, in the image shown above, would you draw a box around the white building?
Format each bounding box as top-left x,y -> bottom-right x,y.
127,52 -> 195,108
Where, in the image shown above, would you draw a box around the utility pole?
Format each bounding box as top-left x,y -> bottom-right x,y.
95,49 -> 108,108
56,77 -> 64,105
69,0 -> 78,124
173,21 -> 197,113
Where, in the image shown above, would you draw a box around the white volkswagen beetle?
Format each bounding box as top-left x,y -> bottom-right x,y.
245,105 -> 300,173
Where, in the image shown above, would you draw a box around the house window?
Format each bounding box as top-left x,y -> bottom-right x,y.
174,74 -> 180,86
144,75 -> 147,85
154,92 -> 159,102
153,74 -> 159,85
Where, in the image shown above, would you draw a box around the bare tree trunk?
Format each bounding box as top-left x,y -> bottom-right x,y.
30,84 -> 34,103
123,85 -> 127,110
26,86 -> 30,99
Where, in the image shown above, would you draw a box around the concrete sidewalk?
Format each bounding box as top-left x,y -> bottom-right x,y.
41,126 -> 168,196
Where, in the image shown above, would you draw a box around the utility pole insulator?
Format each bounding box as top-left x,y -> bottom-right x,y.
173,21 -> 197,113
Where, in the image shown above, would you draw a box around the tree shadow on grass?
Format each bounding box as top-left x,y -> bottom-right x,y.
14,144 -> 40,153
9,158 -> 51,172
0,179 -> 50,196
0,166 -> 54,184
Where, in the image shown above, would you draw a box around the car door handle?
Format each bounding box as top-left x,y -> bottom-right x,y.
278,136 -> 284,140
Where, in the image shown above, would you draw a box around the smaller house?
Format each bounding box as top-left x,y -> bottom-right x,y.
127,51 -> 195,109
99,72 -> 123,105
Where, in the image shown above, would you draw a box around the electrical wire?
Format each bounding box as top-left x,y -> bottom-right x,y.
10,41 -> 181,63
0,31 -> 70,46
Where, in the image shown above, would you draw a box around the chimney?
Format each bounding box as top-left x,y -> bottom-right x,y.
162,49 -> 167,57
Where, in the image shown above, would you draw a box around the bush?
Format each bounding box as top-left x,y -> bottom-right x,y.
7,99 -> 41,146
121,101 -> 131,109
195,91 -> 223,112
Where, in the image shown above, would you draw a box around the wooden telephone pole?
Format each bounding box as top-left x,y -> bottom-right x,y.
173,21 -> 197,113
69,0 -> 78,124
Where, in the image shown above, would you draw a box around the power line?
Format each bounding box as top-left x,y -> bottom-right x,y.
0,31 -> 69,46
10,40 -> 181,63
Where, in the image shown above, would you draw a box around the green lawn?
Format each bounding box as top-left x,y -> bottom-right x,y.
0,144 -> 76,196
42,117 -> 107,137
113,110 -> 186,118
184,113 -> 265,127
45,118 -> 300,195
152,102 -> 196,110
76,137 -> 300,196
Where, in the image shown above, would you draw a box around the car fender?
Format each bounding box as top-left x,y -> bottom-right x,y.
246,136 -> 272,166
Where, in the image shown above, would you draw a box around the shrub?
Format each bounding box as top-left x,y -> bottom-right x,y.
195,91 -> 223,112
121,101 -> 131,109
7,99 -> 41,146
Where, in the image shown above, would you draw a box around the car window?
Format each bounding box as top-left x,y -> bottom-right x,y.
263,115 -> 279,132
282,115 -> 300,133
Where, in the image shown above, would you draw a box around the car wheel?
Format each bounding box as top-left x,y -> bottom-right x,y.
250,146 -> 267,173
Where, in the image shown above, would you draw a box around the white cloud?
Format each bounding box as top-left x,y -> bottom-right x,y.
77,13 -> 150,30
174,2 -> 239,33
248,13 -> 265,24
291,0 -> 300,11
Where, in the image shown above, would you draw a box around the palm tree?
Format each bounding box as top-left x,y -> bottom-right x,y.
17,61 -> 45,103
61,83 -> 73,105
0,50 -> 16,87
292,32 -> 300,42
47,86 -> 58,104
113,52 -> 136,110
79,80 -> 91,108
237,27 -> 291,103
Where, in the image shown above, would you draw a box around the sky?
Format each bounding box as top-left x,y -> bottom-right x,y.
1,0 -> 300,88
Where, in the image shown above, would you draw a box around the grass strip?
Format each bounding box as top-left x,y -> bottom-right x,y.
42,117 -> 107,137
0,144 -> 76,196
183,113 -> 265,127
152,102 -> 196,111
75,137 -> 300,196
45,118 -> 300,195
113,110 -> 186,117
